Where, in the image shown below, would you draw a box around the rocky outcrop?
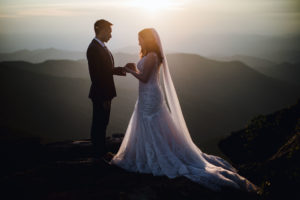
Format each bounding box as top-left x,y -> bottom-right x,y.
219,99 -> 300,200
0,133 -> 259,200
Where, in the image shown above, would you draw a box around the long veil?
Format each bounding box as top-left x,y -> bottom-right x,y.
151,28 -> 196,146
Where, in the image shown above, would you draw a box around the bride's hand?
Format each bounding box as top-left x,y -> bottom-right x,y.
124,63 -> 137,73
124,66 -> 132,73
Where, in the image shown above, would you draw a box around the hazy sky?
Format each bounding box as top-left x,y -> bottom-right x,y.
0,0 -> 299,54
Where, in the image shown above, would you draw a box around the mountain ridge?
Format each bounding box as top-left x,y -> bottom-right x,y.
1,53 -> 299,157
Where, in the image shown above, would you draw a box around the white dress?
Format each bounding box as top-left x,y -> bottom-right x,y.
110,53 -> 257,192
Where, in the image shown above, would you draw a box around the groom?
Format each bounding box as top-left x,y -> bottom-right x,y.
86,19 -> 126,160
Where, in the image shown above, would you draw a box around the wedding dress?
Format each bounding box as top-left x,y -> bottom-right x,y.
110,29 -> 257,192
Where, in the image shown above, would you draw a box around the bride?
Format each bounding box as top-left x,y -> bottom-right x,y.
110,28 -> 258,192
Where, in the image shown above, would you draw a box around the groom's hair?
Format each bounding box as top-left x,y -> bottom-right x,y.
94,19 -> 113,35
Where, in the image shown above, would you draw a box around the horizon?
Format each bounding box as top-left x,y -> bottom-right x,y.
0,44 -> 299,65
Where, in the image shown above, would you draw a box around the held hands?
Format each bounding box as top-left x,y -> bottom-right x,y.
120,67 -> 126,76
124,63 -> 137,73
115,63 -> 136,76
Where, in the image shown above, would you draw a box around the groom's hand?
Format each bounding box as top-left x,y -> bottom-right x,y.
113,66 -> 126,76
121,67 -> 127,76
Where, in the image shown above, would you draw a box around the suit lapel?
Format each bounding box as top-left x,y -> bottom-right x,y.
93,39 -> 114,67
105,47 -> 114,67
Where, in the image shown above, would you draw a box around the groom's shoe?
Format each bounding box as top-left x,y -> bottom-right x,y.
102,152 -> 115,164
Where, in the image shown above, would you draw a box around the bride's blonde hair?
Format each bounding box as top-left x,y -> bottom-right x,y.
138,28 -> 163,63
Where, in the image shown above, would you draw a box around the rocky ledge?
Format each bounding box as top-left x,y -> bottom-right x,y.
0,134 -> 259,200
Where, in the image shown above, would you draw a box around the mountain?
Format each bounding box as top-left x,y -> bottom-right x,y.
0,48 -> 176,63
262,49 -> 300,63
0,48 -> 85,63
1,53 -> 299,156
211,54 -> 276,68
165,54 -> 299,146
0,64 -> 92,142
0,60 -> 89,78
212,55 -> 300,85
257,62 -> 300,86
219,100 -> 300,200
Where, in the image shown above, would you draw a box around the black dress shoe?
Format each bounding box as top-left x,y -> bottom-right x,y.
102,152 -> 115,164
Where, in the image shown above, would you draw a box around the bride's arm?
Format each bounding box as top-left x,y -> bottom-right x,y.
126,53 -> 157,83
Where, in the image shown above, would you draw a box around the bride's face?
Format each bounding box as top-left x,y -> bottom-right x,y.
138,36 -> 145,48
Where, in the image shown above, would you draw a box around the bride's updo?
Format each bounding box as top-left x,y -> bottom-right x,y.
138,28 -> 163,63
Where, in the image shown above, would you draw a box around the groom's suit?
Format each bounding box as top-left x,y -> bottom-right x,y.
86,38 -> 124,156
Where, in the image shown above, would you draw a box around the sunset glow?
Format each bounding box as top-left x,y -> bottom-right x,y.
0,0 -> 299,54
125,0 -> 184,12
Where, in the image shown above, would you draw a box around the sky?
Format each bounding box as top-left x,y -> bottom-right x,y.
0,0 -> 299,55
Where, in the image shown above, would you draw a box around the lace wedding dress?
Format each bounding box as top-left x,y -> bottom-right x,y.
110,29 -> 257,192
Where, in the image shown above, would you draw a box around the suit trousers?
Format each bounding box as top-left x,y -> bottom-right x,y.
90,99 -> 111,157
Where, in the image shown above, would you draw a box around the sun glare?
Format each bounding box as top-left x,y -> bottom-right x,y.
127,0 -> 183,12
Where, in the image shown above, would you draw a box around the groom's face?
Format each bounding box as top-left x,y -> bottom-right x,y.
103,26 -> 112,42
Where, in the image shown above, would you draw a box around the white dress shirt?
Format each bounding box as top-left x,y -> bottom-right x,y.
94,37 -> 105,47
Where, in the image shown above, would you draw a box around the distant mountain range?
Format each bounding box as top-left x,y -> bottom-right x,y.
265,62 -> 300,85
0,48 -> 176,63
211,54 -> 276,68
0,48 -> 85,63
212,54 -> 300,85
1,53 -> 299,155
1,48 -> 299,86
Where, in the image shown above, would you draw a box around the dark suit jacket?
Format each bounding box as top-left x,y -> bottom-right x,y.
86,39 -> 124,101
